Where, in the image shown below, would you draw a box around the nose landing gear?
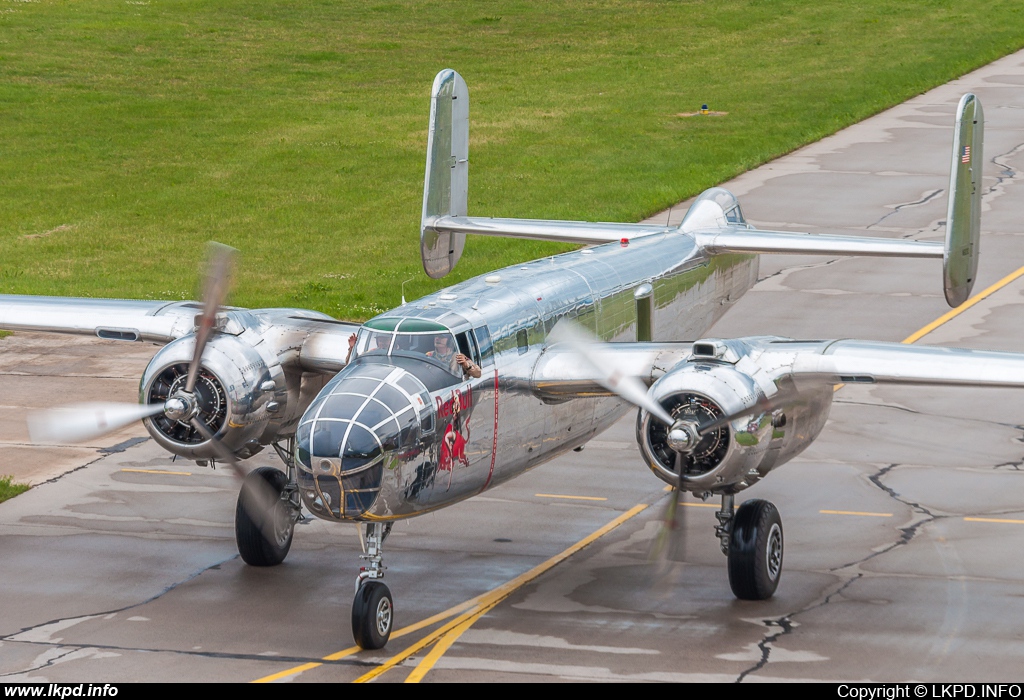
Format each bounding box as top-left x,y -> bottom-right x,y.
352,522 -> 394,649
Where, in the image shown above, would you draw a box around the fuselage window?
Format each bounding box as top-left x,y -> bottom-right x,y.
473,326 -> 494,366
516,329 -> 528,355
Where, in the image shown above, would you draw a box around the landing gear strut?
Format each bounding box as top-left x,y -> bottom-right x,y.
716,495 -> 784,600
352,522 -> 394,649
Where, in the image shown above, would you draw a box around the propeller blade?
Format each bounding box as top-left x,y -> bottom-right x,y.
185,243 -> 237,394
189,417 -> 245,478
28,402 -> 166,444
548,319 -> 676,426
650,451 -> 686,564
189,417 -> 287,545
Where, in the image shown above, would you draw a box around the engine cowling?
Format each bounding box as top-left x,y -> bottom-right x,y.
637,358 -> 833,494
138,310 -> 324,461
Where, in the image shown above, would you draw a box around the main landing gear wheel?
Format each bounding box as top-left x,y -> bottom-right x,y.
235,466 -> 294,566
727,499 -> 783,600
352,580 -> 393,650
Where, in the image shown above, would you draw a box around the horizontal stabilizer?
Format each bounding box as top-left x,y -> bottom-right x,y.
428,216 -> 671,245
693,229 -> 943,259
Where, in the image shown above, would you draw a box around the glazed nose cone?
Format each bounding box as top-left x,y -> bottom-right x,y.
296,364 -> 422,519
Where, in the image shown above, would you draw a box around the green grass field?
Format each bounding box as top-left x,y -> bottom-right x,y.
0,475 -> 30,504
2,0 -> 1023,320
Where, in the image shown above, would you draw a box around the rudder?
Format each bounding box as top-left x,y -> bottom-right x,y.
421,69 -> 469,279
944,93 -> 983,307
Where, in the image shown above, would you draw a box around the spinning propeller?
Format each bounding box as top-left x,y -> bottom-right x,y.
547,320 -> 785,564
28,243 -> 241,472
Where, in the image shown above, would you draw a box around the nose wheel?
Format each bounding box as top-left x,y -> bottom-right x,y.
352,580 -> 394,650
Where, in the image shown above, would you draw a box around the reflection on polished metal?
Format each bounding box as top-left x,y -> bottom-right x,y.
3,70 -> 1022,636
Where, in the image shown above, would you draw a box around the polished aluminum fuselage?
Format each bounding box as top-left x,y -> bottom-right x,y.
330,233 -> 757,521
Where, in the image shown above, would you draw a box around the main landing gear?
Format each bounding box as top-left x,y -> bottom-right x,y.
713,494 -> 784,600
352,522 -> 394,649
234,441 -> 302,567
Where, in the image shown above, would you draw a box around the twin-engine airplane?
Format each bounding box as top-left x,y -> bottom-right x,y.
1,70 -> 1017,650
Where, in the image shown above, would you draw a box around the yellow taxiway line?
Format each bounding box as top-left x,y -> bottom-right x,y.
396,261 -> 1024,681
366,504 -> 649,683
902,264 -> 1024,344
535,493 -> 608,501
820,509 -> 893,517
120,468 -> 192,476
964,516 -> 1024,525
252,503 -> 648,684
834,261 -> 1024,393
251,599 -> 479,683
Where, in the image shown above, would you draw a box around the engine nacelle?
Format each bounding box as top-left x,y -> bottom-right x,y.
637,357 -> 833,494
138,310 -> 322,461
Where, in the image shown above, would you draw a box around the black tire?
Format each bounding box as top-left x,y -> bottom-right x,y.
727,499 -> 783,600
235,466 -> 293,567
351,580 -> 393,650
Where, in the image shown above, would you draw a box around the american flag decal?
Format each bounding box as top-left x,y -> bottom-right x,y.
961,145 -> 971,163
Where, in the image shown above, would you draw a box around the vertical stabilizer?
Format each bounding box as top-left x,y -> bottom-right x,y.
943,93 -> 983,307
421,69 -> 469,279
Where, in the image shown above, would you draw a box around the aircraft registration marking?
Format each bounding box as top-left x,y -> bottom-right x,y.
120,468 -> 192,476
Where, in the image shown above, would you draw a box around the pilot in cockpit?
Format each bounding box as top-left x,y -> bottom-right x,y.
427,334 -> 481,379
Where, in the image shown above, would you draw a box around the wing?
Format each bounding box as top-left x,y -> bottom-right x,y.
533,334 -> 1024,400
0,294 -> 360,374
0,294 -> 202,343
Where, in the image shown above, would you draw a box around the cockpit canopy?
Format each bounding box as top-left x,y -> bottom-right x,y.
353,317 -> 462,378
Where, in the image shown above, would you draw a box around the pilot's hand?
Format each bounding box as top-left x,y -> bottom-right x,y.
455,353 -> 481,378
348,333 -> 357,349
